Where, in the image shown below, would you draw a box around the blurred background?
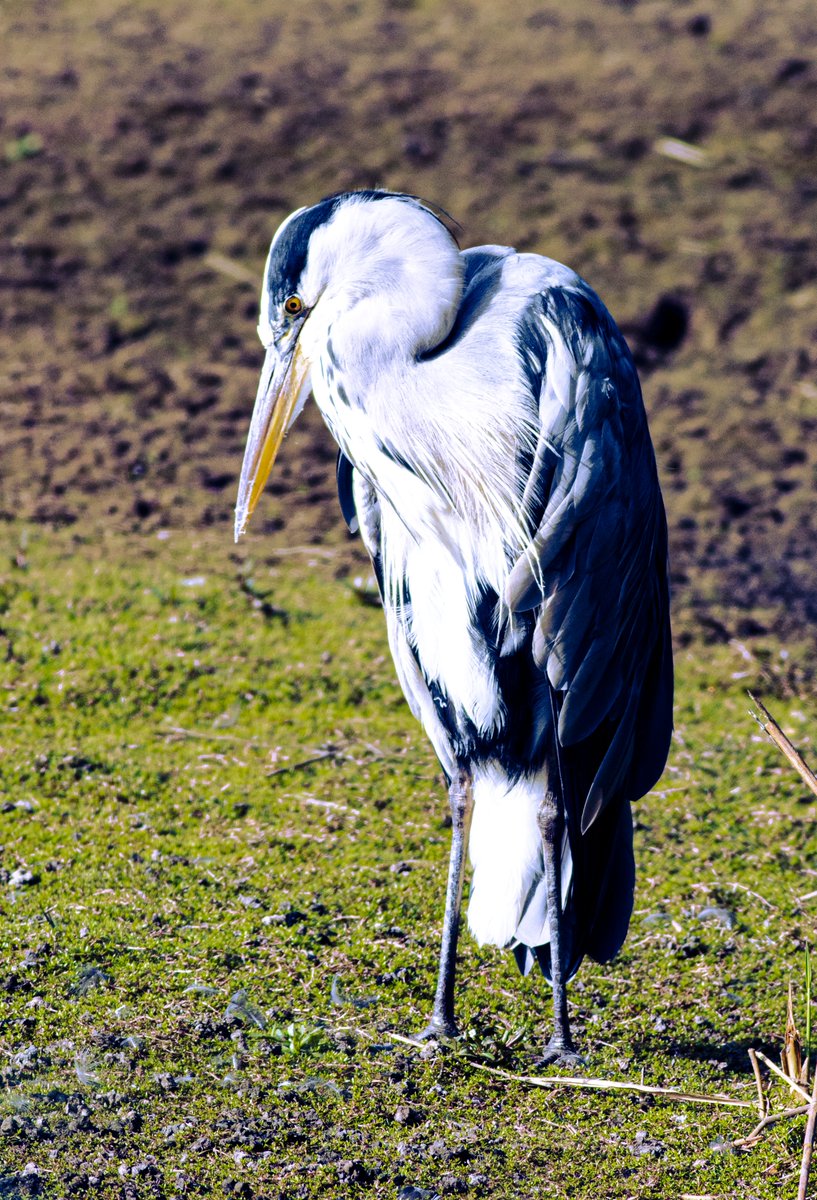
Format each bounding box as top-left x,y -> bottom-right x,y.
2,0 -> 816,666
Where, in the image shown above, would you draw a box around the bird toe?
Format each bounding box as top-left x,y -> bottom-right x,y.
416,1017 -> 459,1042
535,1037 -> 585,1070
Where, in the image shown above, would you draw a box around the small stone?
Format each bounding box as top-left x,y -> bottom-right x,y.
131,1158 -> 160,1177
440,1176 -> 467,1195
696,905 -> 736,929
9,868 -> 37,889
687,13 -> 711,36
71,965 -> 112,995
337,1159 -> 371,1184
630,1129 -> 665,1157
12,1045 -> 39,1071
223,1181 -> 253,1197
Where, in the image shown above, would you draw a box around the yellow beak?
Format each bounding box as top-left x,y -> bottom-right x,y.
234,341 -> 311,541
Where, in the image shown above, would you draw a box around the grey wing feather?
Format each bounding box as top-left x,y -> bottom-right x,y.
350,466 -> 381,569
336,451 -> 359,535
506,284 -> 673,833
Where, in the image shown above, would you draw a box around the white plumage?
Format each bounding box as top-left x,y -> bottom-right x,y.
468,763 -> 573,949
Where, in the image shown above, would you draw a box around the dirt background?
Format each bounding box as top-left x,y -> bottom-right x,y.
2,0 -> 817,655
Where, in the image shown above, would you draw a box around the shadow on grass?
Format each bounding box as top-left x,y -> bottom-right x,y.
632,1034 -> 781,1074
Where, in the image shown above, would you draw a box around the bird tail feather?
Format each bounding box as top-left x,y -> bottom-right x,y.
466,761 -> 634,982
466,763 -> 572,951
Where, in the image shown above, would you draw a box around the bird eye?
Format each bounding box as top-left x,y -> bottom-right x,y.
284,294 -> 303,317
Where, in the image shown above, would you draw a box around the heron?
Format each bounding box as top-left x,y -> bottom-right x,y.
235,190 -> 673,1062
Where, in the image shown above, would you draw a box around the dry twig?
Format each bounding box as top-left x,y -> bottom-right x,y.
748,1048 -> 766,1119
163,723 -> 261,745
266,750 -> 336,777
204,251 -> 257,285
733,1105 -> 811,1149
797,1065 -> 817,1200
754,1050 -> 812,1104
469,1061 -> 753,1108
748,691 -> 817,799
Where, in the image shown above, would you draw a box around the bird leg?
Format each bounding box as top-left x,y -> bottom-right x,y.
419,764 -> 473,1040
537,787 -> 582,1065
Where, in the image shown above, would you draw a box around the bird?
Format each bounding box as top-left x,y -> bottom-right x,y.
234,189 -> 673,1062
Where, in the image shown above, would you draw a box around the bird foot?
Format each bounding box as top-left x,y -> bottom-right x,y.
417,1015 -> 459,1041
535,1036 -> 585,1069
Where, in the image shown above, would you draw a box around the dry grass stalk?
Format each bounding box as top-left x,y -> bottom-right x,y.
748,691 -> 817,799
203,251 -> 257,285
163,724 -> 263,744
752,1051 -> 811,1103
797,1066 -> 817,1200
786,981 -> 807,1092
733,1104 -> 811,1150
747,1048 -> 766,1119
468,1061 -> 753,1109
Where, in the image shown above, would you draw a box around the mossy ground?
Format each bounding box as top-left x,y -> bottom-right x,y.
1,527 -> 815,1197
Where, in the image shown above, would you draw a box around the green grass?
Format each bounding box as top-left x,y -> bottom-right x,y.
1,526 -> 815,1197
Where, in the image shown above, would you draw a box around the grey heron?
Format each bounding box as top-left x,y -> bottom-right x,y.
235,190 -> 673,1061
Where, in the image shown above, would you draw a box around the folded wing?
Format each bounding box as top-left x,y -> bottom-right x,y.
506,284 -> 673,836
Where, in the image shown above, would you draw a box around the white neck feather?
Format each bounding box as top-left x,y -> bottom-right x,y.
299,197 -> 464,368
297,196 -> 536,573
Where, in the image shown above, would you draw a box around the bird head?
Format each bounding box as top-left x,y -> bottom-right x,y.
234,190 -> 463,540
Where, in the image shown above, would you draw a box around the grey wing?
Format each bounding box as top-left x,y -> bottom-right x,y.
336,450 -> 359,536
505,284 -> 673,834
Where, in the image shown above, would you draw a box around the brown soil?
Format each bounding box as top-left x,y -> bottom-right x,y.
2,0 -> 817,655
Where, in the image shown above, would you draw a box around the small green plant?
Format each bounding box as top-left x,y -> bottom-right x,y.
266,1022 -> 329,1057
4,133 -> 44,162
108,294 -> 131,321
454,1020 -> 529,1065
